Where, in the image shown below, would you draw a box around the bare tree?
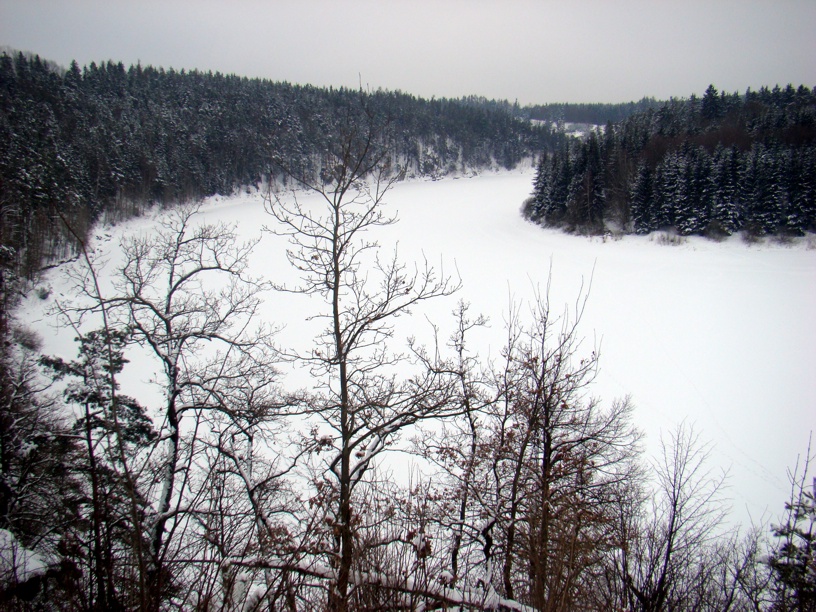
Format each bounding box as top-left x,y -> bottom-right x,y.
263,100 -> 460,611
414,301 -> 490,588
615,422 -> 730,612
55,205 -> 279,609
415,285 -> 643,611
486,292 -> 641,610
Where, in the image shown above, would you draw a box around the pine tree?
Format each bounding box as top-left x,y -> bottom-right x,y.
676,147 -> 711,235
630,162 -> 654,234
655,151 -> 684,229
709,146 -> 741,236
529,153 -> 551,222
565,132 -> 604,231
701,84 -> 722,121
687,147 -> 713,234
740,144 -> 777,235
41,328 -> 156,609
769,447 -> 816,611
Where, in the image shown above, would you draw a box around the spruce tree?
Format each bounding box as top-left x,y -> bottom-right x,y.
630,162 -> 654,234
709,146 -> 741,235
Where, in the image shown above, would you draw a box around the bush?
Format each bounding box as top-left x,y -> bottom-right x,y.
654,231 -> 688,246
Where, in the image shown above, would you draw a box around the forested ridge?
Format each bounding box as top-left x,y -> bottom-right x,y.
525,97 -> 663,126
526,84 -> 816,237
0,50 -> 560,279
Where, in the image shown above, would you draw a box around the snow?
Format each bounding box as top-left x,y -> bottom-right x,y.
23,168 -> 816,530
0,529 -> 48,585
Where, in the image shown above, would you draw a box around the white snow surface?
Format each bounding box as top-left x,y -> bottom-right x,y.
0,529 -> 48,584
23,167 -> 816,529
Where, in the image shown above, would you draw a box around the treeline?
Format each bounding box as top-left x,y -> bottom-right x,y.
0,51 -> 560,278
525,84 -> 816,237
526,97 -> 662,125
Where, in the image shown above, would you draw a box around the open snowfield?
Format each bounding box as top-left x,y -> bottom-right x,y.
24,167 -> 816,529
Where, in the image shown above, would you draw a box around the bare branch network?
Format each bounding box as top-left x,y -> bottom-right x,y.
2,94 -> 811,611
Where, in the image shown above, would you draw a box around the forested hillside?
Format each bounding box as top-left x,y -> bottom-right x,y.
525,84 -> 816,237
525,97 -> 662,125
0,51 -> 560,278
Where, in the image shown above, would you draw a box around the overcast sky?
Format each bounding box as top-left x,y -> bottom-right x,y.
1,0 -> 814,104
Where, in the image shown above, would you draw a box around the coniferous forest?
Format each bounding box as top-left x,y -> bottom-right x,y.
1,50 -> 815,611
0,51 -> 561,279
525,84 -> 816,237
525,97 -> 663,126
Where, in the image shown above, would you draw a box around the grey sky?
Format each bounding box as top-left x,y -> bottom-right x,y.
1,0 -> 814,104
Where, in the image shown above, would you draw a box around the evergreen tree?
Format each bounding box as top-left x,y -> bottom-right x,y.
42,328 -> 156,610
769,449 -> 816,612
742,144 -> 780,235
566,131 -> 604,231
709,146 -> 741,235
630,162 -> 654,234
701,84 -> 722,121
528,153 -> 551,222
656,152 -> 684,229
0,322 -> 84,604
679,147 -> 712,235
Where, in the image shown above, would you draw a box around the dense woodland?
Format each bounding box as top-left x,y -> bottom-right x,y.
526,84 -> 816,237
0,51 -> 563,279
1,50 -> 815,611
525,98 -> 662,126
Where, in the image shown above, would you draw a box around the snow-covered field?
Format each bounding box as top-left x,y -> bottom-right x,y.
25,168 -> 816,529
